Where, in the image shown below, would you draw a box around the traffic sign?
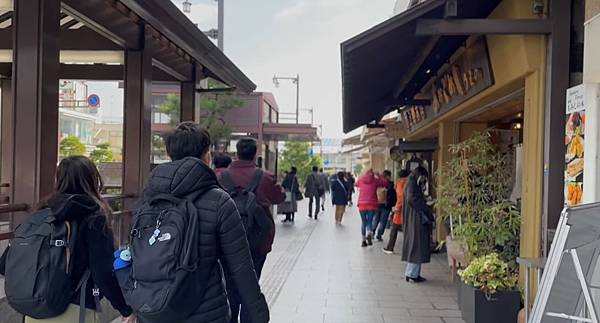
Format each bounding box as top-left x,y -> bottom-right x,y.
87,94 -> 100,108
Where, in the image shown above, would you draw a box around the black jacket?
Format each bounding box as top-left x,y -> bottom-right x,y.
0,193 -> 133,317
331,177 -> 348,206
384,179 -> 397,209
141,157 -> 269,323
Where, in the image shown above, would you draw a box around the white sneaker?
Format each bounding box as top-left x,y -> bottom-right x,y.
382,248 -> 394,255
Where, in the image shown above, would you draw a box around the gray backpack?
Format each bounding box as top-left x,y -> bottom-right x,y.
124,188 -> 212,323
1,208 -> 92,323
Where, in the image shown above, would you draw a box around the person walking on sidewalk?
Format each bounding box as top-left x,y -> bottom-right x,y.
331,171 -> 349,225
279,166 -> 301,223
213,153 -> 232,177
373,170 -> 397,241
138,123 -> 269,323
402,166 -> 434,283
319,168 -> 330,211
220,137 -> 285,323
346,172 -> 356,206
355,169 -> 387,247
383,170 -> 409,254
305,166 -> 324,219
1,156 -> 135,323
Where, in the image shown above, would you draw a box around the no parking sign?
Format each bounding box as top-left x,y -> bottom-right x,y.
87,94 -> 100,108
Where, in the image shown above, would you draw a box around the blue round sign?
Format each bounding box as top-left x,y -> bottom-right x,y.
87,94 -> 100,108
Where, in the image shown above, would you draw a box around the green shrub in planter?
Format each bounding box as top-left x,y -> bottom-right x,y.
458,253 -> 521,323
459,253 -> 518,295
437,131 -> 521,271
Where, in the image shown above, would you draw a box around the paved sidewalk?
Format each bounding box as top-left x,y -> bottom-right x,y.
262,199 -> 465,323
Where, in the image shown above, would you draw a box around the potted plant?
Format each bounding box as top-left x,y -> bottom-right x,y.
437,131 -> 521,271
458,253 -> 521,323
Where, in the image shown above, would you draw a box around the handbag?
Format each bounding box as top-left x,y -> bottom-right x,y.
392,208 -> 402,225
285,192 -> 292,202
295,191 -> 304,201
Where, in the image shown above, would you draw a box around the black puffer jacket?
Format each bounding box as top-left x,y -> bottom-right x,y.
141,157 -> 269,323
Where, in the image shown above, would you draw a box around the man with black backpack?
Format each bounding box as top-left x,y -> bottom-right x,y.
219,137 -> 284,323
127,123 -> 269,323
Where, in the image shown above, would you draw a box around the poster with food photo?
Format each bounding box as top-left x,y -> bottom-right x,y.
565,85 -> 585,206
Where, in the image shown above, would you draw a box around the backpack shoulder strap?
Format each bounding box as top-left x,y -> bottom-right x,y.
220,170 -> 236,192
245,169 -> 264,193
77,269 -> 92,323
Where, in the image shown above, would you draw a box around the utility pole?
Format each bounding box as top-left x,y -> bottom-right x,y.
217,0 -> 224,51
295,74 -> 300,124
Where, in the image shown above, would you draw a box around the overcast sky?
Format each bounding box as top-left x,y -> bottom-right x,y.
173,0 -> 407,139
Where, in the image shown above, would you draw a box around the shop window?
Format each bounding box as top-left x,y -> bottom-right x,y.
58,80 -> 124,194
263,102 -> 271,124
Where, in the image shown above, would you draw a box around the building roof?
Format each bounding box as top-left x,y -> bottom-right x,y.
262,123 -> 319,142
0,1 -> 255,92
340,0 -> 501,133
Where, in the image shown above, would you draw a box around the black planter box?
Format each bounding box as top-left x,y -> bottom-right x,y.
459,281 -> 520,323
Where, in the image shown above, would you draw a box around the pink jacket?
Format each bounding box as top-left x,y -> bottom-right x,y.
355,172 -> 387,211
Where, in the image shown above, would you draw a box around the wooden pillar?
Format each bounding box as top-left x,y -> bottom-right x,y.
123,29 -> 152,206
181,82 -> 195,122
11,0 -> 60,221
436,121 -> 457,243
542,0 -> 571,249
1,80 -> 13,192
521,67 -> 546,301
181,63 -> 203,122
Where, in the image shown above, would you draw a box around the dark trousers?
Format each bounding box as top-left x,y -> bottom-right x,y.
385,223 -> 402,251
229,253 -> 267,323
373,207 -> 391,239
308,195 -> 320,218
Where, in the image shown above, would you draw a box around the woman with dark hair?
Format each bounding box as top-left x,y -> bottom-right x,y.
402,166 -> 434,283
6,156 -> 135,322
279,166 -> 301,223
331,171 -> 348,225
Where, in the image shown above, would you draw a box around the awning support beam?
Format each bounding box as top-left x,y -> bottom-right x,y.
416,19 -> 552,36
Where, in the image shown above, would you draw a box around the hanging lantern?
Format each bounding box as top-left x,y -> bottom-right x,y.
182,0 -> 192,13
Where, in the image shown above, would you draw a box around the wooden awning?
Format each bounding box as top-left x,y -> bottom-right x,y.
340,0 -> 501,133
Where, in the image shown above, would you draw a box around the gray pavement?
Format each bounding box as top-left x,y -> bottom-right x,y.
263,198 -> 465,323
111,198 -> 464,323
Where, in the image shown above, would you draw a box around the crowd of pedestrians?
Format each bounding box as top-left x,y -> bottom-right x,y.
0,121 -> 435,323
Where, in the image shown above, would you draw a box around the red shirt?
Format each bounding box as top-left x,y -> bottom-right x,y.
222,160 -> 285,254
355,173 -> 387,211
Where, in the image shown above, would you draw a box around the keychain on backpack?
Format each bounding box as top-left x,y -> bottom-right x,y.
149,215 -> 164,246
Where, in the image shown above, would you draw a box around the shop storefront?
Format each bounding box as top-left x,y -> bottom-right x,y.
342,0 -> 577,299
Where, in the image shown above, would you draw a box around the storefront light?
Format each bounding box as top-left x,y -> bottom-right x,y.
425,69 -> 431,74
514,123 -> 522,130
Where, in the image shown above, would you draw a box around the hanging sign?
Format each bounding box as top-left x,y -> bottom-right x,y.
401,37 -> 494,132
564,84 -> 585,206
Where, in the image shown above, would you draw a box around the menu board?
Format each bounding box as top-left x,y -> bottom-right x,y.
565,85 -> 585,206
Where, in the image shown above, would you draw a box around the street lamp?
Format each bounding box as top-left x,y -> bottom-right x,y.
273,74 -> 300,124
182,0 -> 192,13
